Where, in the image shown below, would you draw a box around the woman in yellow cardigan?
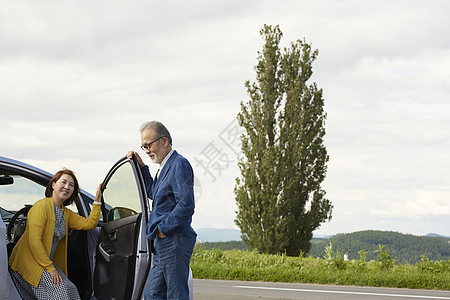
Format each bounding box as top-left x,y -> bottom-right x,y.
9,169 -> 102,300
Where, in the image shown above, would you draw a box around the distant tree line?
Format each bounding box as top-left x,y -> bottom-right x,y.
309,230 -> 450,264
196,230 -> 450,264
195,241 -> 250,251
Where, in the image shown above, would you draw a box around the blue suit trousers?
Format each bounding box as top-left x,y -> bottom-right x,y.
144,233 -> 195,300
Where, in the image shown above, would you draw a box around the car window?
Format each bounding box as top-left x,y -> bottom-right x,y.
0,175 -> 45,213
102,161 -> 142,221
0,174 -> 78,216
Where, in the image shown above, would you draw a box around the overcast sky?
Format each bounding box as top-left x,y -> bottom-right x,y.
1,0 -> 449,237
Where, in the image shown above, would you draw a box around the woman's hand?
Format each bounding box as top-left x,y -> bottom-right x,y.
94,183 -> 102,203
49,270 -> 64,286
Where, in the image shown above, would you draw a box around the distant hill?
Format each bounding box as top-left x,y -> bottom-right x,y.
196,228 -> 242,242
309,230 -> 450,264
425,233 -> 450,238
196,228 -> 336,242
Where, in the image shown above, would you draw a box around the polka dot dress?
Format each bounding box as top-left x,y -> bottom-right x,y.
10,205 -> 81,300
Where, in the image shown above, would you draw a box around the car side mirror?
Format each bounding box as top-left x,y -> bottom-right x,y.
0,175 -> 13,185
106,207 -> 138,222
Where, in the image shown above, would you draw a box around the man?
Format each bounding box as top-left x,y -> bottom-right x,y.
127,121 -> 196,300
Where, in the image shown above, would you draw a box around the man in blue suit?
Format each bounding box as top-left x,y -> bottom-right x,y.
127,121 -> 196,300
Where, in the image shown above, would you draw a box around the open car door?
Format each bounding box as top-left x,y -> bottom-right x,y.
94,156 -> 150,300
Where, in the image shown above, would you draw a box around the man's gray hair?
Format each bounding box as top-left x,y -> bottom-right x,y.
140,121 -> 173,146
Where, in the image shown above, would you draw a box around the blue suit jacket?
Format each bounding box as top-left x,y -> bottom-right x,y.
141,150 -> 196,240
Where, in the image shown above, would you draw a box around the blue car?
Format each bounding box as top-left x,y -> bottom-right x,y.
0,155 -> 193,300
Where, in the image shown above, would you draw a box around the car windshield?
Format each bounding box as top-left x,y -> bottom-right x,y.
0,174 -> 45,213
0,206 -> 12,217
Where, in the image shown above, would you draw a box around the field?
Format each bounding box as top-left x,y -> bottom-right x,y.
191,246 -> 450,290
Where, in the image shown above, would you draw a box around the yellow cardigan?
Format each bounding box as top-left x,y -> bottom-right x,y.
9,197 -> 101,287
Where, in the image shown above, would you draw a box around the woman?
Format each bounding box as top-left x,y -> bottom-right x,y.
8,169 -> 102,300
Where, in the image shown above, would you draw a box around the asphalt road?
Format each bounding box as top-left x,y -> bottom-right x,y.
193,279 -> 450,300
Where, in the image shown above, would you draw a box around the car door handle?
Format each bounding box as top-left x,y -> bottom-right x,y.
99,242 -> 113,262
108,230 -> 117,241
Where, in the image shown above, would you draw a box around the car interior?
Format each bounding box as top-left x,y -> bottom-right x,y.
0,172 -> 95,299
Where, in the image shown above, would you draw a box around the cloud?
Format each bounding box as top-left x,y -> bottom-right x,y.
1,0 -> 450,237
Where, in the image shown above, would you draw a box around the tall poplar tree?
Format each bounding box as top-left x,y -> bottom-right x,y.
235,25 -> 332,256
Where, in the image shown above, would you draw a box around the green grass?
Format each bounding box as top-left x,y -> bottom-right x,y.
191,247 -> 450,290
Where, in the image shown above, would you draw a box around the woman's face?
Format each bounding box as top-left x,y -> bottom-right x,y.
52,174 -> 75,202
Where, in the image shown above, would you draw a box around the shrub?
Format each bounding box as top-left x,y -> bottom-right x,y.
417,254 -> 450,273
356,249 -> 369,270
376,244 -> 393,270
324,242 -> 346,270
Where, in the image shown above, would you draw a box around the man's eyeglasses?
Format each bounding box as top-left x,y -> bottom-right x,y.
140,137 -> 163,151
